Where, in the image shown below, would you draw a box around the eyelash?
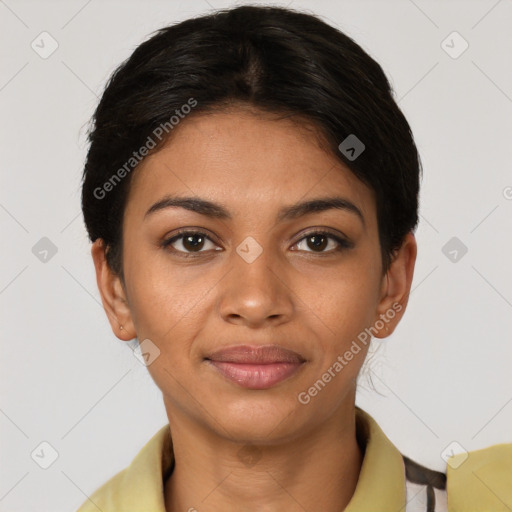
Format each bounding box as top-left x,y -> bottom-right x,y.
161,229 -> 353,258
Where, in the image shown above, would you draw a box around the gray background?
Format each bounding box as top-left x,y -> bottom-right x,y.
1,0 -> 511,510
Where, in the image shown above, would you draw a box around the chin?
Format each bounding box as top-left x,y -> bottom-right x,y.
210,396 -> 307,442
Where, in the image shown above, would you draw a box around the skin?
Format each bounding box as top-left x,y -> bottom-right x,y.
91,107 -> 417,512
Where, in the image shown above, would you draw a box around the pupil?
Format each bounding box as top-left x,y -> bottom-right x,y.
308,235 -> 327,251
184,234 -> 204,251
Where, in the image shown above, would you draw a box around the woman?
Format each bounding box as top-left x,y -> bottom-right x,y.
77,5 -> 510,511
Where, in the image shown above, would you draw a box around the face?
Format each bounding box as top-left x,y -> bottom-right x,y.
92,108 -> 416,444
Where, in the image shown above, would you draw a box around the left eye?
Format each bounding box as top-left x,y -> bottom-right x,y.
293,231 -> 351,253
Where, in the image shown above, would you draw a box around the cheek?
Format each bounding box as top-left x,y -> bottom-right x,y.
301,258 -> 380,348
124,258 -> 210,395
320,282 -> 376,336
123,245 -> 209,342
295,269 -> 376,409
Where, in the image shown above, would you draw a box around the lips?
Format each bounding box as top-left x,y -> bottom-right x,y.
205,345 -> 306,389
205,344 -> 305,364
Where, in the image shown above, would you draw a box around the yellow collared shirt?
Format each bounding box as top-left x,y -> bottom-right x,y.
76,407 -> 511,512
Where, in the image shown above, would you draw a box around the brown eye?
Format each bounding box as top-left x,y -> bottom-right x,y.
162,231 -> 219,255
183,233 -> 206,251
293,230 -> 352,254
305,234 -> 329,251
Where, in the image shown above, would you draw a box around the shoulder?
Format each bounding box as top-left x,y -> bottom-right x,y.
402,443 -> 512,512
75,424 -> 172,512
76,468 -> 128,512
445,442 -> 512,510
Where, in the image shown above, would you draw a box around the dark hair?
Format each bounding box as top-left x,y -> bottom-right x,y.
81,4 -> 421,281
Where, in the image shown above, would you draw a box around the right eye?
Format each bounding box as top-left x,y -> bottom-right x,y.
161,230 -> 222,257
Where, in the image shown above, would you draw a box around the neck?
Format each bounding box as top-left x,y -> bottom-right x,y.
164,399 -> 363,512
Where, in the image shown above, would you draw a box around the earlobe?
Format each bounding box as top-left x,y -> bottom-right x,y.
372,232 -> 417,339
91,239 -> 136,341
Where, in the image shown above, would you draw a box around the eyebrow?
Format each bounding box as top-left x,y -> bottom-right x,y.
144,195 -> 365,226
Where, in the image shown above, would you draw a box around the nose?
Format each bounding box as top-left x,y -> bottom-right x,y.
217,241 -> 294,328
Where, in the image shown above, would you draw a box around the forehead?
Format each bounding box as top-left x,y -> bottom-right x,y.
125,110 -> 376,225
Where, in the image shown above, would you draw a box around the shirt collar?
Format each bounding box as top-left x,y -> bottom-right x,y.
84,407 -> 405,512
347,406 -> 406,511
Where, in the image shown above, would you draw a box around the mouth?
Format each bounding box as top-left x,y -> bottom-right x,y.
204,344 -> 306,390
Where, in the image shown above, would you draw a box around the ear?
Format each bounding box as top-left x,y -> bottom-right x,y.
372,232 -> 417,338
91,239 -> 136,341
